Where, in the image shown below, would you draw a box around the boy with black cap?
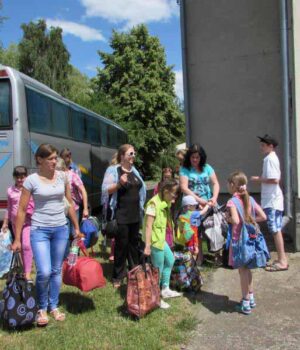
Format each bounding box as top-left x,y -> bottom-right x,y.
251,134 -> 288,271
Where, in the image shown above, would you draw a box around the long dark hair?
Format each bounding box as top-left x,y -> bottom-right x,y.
183,143 -> 207,171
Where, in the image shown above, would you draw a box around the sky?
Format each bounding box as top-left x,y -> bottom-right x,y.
0,0 -> 183,100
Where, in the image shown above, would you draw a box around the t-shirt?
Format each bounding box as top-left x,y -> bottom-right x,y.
179,164 -> 214,200
67,170 -> 83,211
115,168 -> 142,224
23,171 -> 67,227
261,152 -> 284,211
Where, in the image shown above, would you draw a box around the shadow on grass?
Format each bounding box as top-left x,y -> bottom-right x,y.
59,292 -> 96,314
185,290 -> 239,314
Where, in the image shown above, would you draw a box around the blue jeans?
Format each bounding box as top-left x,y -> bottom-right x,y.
30,225 -> 69,311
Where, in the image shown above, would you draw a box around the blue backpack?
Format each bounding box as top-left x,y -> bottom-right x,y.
230,197 -> 270,269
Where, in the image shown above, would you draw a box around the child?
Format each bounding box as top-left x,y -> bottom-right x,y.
143,179 -> 182,309
176,195 -> 209,259
251,134 -> 288,271
1,166 -> 34,281
226,171 -> 267,315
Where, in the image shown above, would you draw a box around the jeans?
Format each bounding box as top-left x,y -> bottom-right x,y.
30,225 -> 69,311
151,243 -> 175,288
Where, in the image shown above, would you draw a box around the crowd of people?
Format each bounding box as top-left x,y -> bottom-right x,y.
0,133 -> 289,325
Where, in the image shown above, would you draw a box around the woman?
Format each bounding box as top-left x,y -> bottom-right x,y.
11,144 -> 81,326
179,143 -> 220,264
101,144 -> 146,288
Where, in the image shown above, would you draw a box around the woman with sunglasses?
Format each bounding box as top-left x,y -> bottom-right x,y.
101,144 -> 146,288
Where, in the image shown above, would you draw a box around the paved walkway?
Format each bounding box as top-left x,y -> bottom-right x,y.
187,252 -> 300,350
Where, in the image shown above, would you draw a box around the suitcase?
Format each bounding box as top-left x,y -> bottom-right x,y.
62,244 -> 106,292
126,260 -> 160,318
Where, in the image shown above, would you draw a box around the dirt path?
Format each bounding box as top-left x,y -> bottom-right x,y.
187,253 -> 300,350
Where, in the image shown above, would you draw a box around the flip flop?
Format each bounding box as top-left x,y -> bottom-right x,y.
265,263 -> 289,272
266,260 -> 279,267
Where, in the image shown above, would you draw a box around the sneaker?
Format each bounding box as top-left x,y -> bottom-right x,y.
249,294 -> 256,309
160,299 -> 170,309
236,300 -> 251,315
161,287 -> 183,299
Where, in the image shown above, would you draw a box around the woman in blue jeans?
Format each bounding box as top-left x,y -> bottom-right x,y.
11,144 -> 81,326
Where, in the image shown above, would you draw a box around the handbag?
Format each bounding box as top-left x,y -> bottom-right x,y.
126,257 -> 160,319
62,243 -> 106,292
0,253 -> 38,329
231,197 -> 270,269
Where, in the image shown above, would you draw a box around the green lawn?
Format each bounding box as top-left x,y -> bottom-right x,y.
0,241 -> 212,350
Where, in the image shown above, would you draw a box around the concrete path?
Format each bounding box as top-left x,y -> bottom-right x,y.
187,253 -> 300,350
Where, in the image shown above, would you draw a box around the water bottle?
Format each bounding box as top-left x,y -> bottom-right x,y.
67,240 -> 79,266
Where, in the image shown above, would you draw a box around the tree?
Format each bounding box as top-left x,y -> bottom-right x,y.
0,43 -> 20,68
18,19 -> 71,96
65,66 -> 91,107
94,24 -> 185,178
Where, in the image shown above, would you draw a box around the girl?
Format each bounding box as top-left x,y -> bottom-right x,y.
1,166 -> 34,281
144,179 -> 182,309
153,167 -> 174,196
226,171 -> 267,315
11,144 -> 81,326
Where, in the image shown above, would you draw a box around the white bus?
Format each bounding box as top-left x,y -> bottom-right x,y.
0,65 -> 127,220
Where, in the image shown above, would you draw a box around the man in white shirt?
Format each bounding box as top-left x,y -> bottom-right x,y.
251,134 -> 288,271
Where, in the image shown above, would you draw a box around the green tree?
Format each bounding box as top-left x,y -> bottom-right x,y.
95,24 -> 185,178
66,66 -> 91,107
18,19 -> 71,96
0,43 -> 20,68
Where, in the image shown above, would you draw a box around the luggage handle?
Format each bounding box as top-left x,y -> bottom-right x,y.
9,252 -> 23,273
141,255 -> 152,278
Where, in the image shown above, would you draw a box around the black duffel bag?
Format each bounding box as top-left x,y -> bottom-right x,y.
0,253 -> 38,329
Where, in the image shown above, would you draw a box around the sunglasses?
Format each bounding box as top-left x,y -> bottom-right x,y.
126,151 -> 136,157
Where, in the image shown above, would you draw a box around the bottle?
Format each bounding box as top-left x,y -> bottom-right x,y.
67,240 -> 79,266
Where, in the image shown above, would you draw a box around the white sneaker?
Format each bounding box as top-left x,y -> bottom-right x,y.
160,299 -> 170,309
161,287 -> 183,299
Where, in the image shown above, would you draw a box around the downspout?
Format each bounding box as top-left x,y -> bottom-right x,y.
179,0 -> 191,146
279,0 -> 292,218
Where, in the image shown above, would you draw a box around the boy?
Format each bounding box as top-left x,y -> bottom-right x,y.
251,134 -> 288,271
176,195 -> 209,258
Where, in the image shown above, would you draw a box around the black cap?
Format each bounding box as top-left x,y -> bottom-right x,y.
257,134 -> 278,147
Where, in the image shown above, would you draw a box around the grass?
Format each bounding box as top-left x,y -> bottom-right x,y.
0,240 -> 210,350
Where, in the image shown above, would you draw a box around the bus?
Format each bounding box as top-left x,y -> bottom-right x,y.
0,65 -> 127,220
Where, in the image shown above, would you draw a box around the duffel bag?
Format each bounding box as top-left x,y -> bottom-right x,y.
62,244 -> 106,292
0,253 -> 38,329
126,258 -> 160,319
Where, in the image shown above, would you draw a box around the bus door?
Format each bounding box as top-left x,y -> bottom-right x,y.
0,76 -> 14,220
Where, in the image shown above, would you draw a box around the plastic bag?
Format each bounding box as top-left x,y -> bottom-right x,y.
0,229 -> 13,278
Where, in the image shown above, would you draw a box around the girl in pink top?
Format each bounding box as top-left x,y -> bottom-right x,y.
226,171 -> 266,315
1,166 -> 34,280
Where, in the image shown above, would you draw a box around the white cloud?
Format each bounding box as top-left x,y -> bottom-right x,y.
46,19 -> 106,42
80,0 -> 179,29
174,70 -> 184,101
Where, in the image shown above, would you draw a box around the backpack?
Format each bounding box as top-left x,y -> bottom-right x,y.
230,197 -> 270,269
80,217 -> 100,249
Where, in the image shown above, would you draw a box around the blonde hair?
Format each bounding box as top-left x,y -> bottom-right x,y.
110,152 -> 118,165
56,157 -> 67,171
228,171 -> 255,224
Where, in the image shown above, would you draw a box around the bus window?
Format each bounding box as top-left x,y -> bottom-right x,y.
100,121 -> 108,146
86,116 -> 100,145
108,125 -> 117,148
0,80 -> 11,128
71,109 -> 86,142
51,100 -> 70,137
26,88 -> 51,133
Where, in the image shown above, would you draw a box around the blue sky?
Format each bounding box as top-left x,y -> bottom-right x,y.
0,0 -> 183,99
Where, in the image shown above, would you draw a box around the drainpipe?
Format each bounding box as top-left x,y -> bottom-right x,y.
279,0 -> 292,218
179,0 -> 191,146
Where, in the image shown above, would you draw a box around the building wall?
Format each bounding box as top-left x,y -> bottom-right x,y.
182,0 -> 284,193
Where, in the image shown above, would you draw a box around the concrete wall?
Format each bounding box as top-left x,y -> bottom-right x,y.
181,0 -> 284,193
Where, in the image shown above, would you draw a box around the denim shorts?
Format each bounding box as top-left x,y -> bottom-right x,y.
264,208 -> 283,234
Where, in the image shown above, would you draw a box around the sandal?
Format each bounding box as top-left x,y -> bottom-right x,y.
50,308 -> 66,321
36,309 -> 49,327
265,263 -> 289,272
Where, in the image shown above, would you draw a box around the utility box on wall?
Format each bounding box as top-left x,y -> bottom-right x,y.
179,0 -> 300,250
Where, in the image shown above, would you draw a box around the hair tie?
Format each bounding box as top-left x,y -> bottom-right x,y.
239,184 -> 247,192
